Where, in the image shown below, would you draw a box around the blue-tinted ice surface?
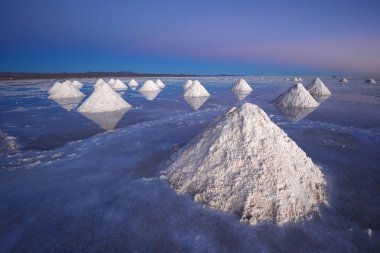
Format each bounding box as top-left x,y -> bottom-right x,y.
0,77 -> 380,252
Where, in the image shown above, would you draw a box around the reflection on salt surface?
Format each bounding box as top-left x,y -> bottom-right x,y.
184,96 -> 209,110
312,94 -> 331,103
79,109 -> 130,130
233,90 -> 252,101
139,90 -> 160,101
274,104 -> 317,121
50,97 -> 83,111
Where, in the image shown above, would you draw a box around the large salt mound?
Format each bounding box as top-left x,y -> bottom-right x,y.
128,79 -> 139,89
155,79 -> 165,89
306,77 -> 331,97
339,78 -> 348,83
78,83 -> 131,113
273,83 -> 319,108
183,80 -> 193,90
94,79 -> 106,88
366,78 -> 376,84
164,103 -> 327,225
48,82 -> 84,100
139,80 -> 160,92
110,79 -> 128,90
231,79 -> 253,92
48,82 -> 62,94
183,80 -> 210,97
71,80 -> 83,89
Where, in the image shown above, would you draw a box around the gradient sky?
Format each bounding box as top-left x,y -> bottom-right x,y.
0,0 -> 379,76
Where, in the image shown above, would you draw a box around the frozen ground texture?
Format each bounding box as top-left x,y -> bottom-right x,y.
164,103 -> 327,224
0,76 -> 380,253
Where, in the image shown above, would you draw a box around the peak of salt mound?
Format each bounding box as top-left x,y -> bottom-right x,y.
164,103 -> 327,225
366,78 -> 376,84
94,79 -> 106,88
78,82 -> 131,113
183,80 -> 193,90
306,77 -> 331,97
232,79 -> 253,92
339,78 -> 348,83
139,80 -> 160,92
71,80 -> 83,89
110,79 -> 128,90
155,79 -> 165,89
128,79 -> 139,89
273,83 -> 319,108
48,82 -> 84,100
183,80 -> 210,97
108,78 -> 116,85
48,82 -> 62,94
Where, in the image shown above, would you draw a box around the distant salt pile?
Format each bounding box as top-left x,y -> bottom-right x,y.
274,83 -> 319,108
71,80 -> 83,89
139,80 -> 160,92
292,77 -> 300,82
366,78 -> 376,84
78,82 -> 131,113
48,82 -> 62,94
94,79 -> 106,88
298,77 -> 303,81
155,79 -> 165,89
164,103 -> 327,225
110,79 -> 128,90
108,78 -> 116,85
306,77 -> 331,97
231,79 -> 253,92
128,79 -> 139,89
339,78 -> 349,83
183,80 -> 193,90
48,81 -> 84,100
183,80 -> 210,97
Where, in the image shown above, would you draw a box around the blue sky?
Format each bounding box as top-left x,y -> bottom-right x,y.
0,0 -> 379,76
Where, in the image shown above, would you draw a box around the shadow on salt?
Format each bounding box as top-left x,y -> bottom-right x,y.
79,108 -> 130,131
184,96 -> 209,110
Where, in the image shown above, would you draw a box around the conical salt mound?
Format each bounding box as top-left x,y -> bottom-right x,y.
48,82 -> 84,100
155,79 -> 165,89
292,77 -> 300,82
306,77 -> 331,97
139,80 -> 160,92
163,103 -> 327,225
339,78 -> 348,83
232,79 -> 253,92
108,78 -> 116,85
140,90 -> 160,101
128,79 -> 139,89
183,80 -> 193,90
273,83 -> 319,108
94,79 -> 106,88
78,83 -> 131,113
110,79 -> 128,90
48,82 -> 62,94
71,80 -> 83,89
366,78 -> 376,84
183,80 -> 210,97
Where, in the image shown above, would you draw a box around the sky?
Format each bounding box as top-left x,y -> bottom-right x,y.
0,0 -> 379,76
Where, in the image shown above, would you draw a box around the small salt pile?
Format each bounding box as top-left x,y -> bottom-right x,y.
231,79 -> 253,92
94,79 -> 106,88
139,80 -> 160,92
110,79 -> 128,90
48,81 -> 84,100
183,80 -> 193,90
78,82 -> 131,113
306,77 -> 331,97
164,103 -> 327,225
298,77 -> 303,81
339,78 -> 349,83
183,80 -> 210,97
274,83 -> 319,108
108,78 -> 116,85
155,79 -> 165,89
128,79 -> 139,89
48,82 -> 62,94
366,78 -> 376,84
71,80 -> 83,89
292,77 -> 300,82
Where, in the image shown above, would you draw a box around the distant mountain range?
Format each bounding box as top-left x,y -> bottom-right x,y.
0,71 -> 239,80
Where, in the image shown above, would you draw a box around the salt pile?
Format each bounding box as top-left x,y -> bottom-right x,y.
139,80 -> 160,92
306,77 -> 331,97
94,79 -> 106,88
164,103 -> 327,225
110,79 -> 128,90
184,96 -> 209,110
366,78 -> 376,84
48,82 -> 62,94
78,82 -> 131,113
128,79 -> 139,89
71,80 -> 83,89
140,90 -> 160,101
273,83 -> 319,108
155,79 -> 165,89
183,80 -> 193,90
183,80 -> 210,97
339,78 -> 349,83
48,81 -> 84,100
108,78 -> 116,85
231,79 -> 253,92
292,77 -> 300,82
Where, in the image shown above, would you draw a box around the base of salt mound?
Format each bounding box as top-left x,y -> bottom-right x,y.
163,103 -> 327,225
155,79 -> 165,89
232,79 -> 253,92
139,80 -> 160,92
273,83 -> 319,108
184,96 -> 209,110
275,104 -> 317,121
51,97 -> 84,111
139,90 -> 160,101
80,108 -> 129,130
48,82 -> 84,100
234,90 -> 252,101
183,80 -> 210,97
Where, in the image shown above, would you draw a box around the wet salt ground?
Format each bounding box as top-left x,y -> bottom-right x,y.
0,77 -> 380,252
